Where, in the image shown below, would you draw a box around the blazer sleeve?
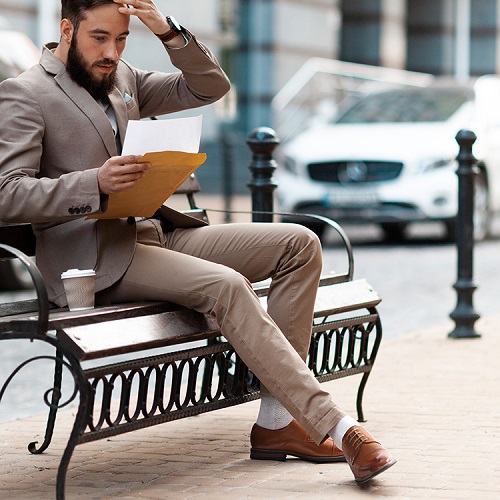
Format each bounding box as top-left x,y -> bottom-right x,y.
125,31 -> 231,119
0,77 -> 102,223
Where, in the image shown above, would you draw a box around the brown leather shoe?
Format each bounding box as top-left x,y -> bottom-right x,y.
342,426 -> 396,484
250,419 -> 346,463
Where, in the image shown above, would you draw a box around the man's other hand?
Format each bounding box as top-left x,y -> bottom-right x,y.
113,0 -> 169,36
98,155 -> 151,194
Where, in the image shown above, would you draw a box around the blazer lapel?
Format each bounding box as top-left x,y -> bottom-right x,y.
40,45 -> 118,157
108,87 -> 128,151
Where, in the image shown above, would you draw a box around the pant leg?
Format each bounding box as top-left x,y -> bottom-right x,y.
163,222 -> 322,360
96,223 -> 345,442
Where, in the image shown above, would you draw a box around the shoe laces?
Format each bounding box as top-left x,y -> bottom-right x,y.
345,427 -> 370,452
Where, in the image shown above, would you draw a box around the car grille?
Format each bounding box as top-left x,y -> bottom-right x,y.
307,160 -> 403,183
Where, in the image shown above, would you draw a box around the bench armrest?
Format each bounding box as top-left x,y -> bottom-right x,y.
0,243 -> 49,336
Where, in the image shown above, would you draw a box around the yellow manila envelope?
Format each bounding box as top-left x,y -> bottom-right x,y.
87,150 -> 206,220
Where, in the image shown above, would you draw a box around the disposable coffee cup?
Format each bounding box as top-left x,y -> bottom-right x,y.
61,269 -> 96,311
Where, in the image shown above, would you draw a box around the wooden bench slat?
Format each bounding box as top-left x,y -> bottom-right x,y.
57,309 -> 221,360
258,279 -> 381,316
0,299 -> 50,318
1,301 -> 185,332
313,279 -> 381,316
253,274 -> 350,298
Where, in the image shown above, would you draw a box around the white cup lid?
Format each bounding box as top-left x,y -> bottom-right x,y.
61,268 -> 96,279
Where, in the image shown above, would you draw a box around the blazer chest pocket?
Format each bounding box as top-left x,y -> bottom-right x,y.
124,93 -> 139,118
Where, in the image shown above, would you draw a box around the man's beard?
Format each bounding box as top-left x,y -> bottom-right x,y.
66,38 -> 117,101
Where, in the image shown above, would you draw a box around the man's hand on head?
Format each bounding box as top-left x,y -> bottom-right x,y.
113,0 -> 169,36
98,155 -> 151,194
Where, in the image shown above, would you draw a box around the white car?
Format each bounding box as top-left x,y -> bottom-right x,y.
276,76 -> 500,241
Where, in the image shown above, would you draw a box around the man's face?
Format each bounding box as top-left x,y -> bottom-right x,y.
66,4 -> 130,100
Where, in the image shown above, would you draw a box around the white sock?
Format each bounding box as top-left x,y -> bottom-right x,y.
329,415 -> 359,450
256,394 -> 294,430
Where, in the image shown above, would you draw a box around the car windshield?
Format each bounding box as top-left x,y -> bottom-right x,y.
335,86 -> 473,124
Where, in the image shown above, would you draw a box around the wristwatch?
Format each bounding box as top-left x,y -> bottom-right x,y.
156,16 -> 182,43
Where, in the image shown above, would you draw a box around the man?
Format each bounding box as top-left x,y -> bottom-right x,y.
0,0 -> 395,484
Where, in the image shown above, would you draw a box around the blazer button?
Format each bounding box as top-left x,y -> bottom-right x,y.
68,208 -> 75,215
127,216 -> 135,224
74,207 -> 81,214
85,205 -> 92,212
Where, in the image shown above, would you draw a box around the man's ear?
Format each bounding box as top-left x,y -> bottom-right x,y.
60,19 -> 75,44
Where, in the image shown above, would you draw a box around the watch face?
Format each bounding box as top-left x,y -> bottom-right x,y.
167,16 -> 181,33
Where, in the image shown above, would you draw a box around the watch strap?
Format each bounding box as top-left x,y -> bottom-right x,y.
156,16 -> 182,43
156,29 -> 179,43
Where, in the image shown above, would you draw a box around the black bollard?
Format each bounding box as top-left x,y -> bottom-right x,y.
449,129 -> 481,339
247,127 -> 279,222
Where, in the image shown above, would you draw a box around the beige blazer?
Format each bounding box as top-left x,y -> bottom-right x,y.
0,35 -> 230,306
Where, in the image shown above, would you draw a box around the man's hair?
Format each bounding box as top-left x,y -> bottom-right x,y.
61,0 -> 116,30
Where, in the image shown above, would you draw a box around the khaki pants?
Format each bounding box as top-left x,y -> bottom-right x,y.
96,220 -> 346,443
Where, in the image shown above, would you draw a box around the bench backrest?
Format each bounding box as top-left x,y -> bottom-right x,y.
0,223 -> 35,259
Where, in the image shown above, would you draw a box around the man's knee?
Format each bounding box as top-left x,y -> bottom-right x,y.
214,266 -> 253,297
208,266 -> 259,321
282,223 -> 323,264
293,223 -> 321,246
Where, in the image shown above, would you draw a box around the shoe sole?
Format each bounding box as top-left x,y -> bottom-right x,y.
250,447 -> 347,463
355,459 -> 397,484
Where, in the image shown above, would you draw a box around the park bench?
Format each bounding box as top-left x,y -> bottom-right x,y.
0,138 -> 383,499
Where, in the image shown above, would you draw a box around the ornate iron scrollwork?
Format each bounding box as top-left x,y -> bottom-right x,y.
308,314 -> 378,378
85,343 -> 258,435
0,355 -> 79,411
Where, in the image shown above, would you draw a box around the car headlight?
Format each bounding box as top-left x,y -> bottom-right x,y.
418,158 -> 456,173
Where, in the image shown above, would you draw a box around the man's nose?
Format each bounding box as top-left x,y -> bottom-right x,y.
103,42 -> 120,60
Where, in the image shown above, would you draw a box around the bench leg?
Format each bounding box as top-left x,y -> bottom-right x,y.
0,334 -> 88,499
356,372 -> 369,423
55,351 -> 89,500
28,349 -> 64,454
356,312 -> 383,423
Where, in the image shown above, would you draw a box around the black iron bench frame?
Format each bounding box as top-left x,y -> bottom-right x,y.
0,177 -> 382,499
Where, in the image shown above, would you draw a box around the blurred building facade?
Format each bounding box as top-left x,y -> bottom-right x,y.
0,0 -> 499,191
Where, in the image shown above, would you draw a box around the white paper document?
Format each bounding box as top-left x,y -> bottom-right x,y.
122,115 -> 203,155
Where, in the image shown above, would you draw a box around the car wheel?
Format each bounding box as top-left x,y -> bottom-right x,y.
0,258 -> 35,290
380,222 -> 408,243
444,171 -> 491,242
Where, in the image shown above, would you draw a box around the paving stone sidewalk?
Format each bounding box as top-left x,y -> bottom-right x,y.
1,313 -> 499,499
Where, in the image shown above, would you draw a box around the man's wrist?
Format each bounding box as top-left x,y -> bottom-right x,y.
155,16 -> 183,43
155,28 -> 179,43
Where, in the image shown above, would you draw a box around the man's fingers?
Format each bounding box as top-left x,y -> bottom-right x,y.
113,0 -> 135,8
98,157 -> 151,194
112,0 -> 167,34
118,169 -> 147,183
123,160 -> 151,173
111,156 -> 151,172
